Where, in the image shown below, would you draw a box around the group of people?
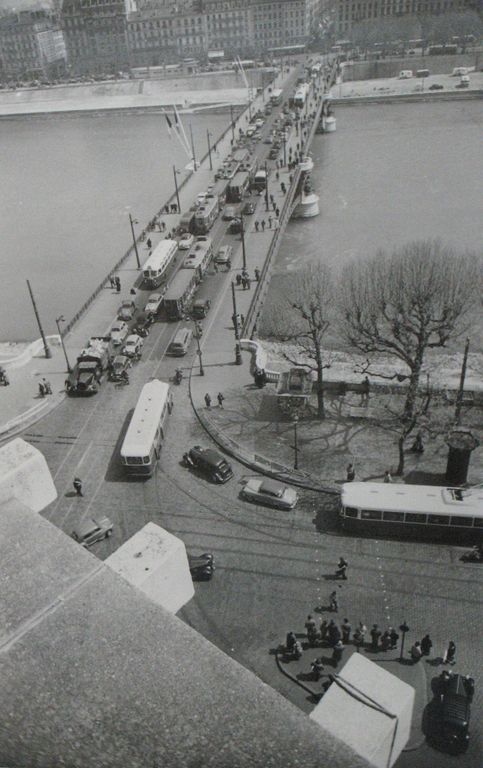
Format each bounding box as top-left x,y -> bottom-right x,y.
204,392 -> 224,409
254,217 -> 279,233
0,366 -> 9,386
109,275 -> 121,293
38,378 -> 53,397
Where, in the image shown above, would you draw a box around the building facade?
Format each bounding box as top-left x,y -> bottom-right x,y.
0,10 -> 66,80
334,0 -> 477,36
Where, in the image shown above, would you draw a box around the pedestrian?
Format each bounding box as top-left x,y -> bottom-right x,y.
411,432 -> 424,454
236,273 -> 242,287
311,657 -> 325,680
255,220 -> 259,232
381,629 -> 392,651
336,556 -> 348,580
329,590 -> 338,613
272,200 -> 276,212
245,277 -> 251,290
196,321 -> 203,337
130,288 -> 136,296
38,381 -> 45,398
217,392 -> 225,408
261,219 -> 265,231
204,393 -> 211,409
390,627 -> 400,649
146,238 -> 152,249
269,193 -> 274,205
275,206 -> 280,217
305,614 -> 318,646
286,631 -> 296,653
370,624 -> 381,651
268,216 -> 272,229
226,258 -> 231,271
73,477 -> 83,497
332,640 -> 345,667
109,275 -> 116,289
341,618 -> 352,644
242,276 -> 248,290
410,641 -> 422,663
346,463 -> 355,482
213,260 -> 219,273
42,378 -> 52,395
281,182 -> 286,194
161,221 -> 166,231
275,170 -> 279,181
164,204 -> 170,214
421,634 -> 433,657
353,626 -> 363,651
384,470 -> 392,483
254,267 -> 260,282
327,619 -> 341,646
443,641 -> 456,665
319,619 -> 328,643
115,276 -> 121,293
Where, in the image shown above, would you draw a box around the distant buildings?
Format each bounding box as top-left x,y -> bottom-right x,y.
0,9 -> 66,80
333,0 -> 478,37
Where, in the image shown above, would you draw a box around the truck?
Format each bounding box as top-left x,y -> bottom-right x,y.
67,336 -> 112,396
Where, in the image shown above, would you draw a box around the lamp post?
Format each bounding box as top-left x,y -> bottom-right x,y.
293,413 -> 299,469
55,315 -> 72,373
399,621 -> 410,662
230,104 -> 235,142
264,161 -> 269,211
195,329 -> 204,376
189,124 -> 198,170
206,129 -> 213,171
231,280 -> 239,341
26,279 -> 51,358
240,212 -> 247,272
172,165 -> 181,212
282,131 -> 287,167
128,213 -> 141,269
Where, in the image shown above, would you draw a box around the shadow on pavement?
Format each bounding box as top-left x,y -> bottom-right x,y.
104,408 -> 135,483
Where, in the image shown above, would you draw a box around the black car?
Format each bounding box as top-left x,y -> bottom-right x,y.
229,218 -> 243,234
183,446 -> 233,483
429,672 -> 473,754
188,552 -> 215,581
269,149 -> 279,160
429,83 -> 444,90
241,201 -> 255,215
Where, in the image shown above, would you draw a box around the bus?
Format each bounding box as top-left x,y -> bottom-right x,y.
193,196 -> 219,234
120,380 -> 173,476
294,83 -> 309,108
226,171 -> 251,203
183,236 -> 213,279
271,88 -> 283,106
252,168 -> 267,192
340,482 -> 483,543
142,239 -> 178,288
232,148 -> 251,169
163,267 -> 198,320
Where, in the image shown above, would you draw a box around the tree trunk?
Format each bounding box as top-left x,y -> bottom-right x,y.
315,348 -> 325,420
396,434 -> 405,476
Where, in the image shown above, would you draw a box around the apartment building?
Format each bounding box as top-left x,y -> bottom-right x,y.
250,0 -> 320,53
334,0 -> 476,36
0,10 -> 66,80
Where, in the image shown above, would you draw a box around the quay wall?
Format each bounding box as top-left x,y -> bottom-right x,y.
343,52 -> 479,81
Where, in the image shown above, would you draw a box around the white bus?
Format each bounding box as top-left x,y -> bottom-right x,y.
340,482 -> 483,543
271,88 -> 283,105
120,380 -> 173,476
142,240 -> 178,288
193,196 -> 219,234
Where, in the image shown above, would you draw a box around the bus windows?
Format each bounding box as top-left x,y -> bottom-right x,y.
473,518 -> 483,528
405,513 -> 427,524
383,511 -> 405,523
361,509 -> 382,521
428,514 -> 450,526
344,506 -> 358,518
450,516 -> 473,527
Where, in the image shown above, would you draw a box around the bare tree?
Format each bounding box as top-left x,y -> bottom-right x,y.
267,263 -> 335,420
340,240 -> 481,474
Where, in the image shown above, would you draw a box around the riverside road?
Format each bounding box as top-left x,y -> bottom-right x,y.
16,64 -> 482,767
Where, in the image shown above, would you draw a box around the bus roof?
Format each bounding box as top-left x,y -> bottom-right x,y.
271,88 -> 283,96
341,482 -> 483,517
120,380 -> 170,459
194,197 -> 218,219
164,268 -> 196,300
229,171 -> 249,188
142,240 -> 177,271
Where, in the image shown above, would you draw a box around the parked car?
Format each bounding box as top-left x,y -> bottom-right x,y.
429,672 -> 474,754
178,232 -> 195,250
72,516 -> 113,547
429,83 -> 444,90
214,245 -> 233,266
241,478 -> 298,509
242,201 -> 255,215
145,292 -> 163,316
109,354 -> 131,381
223,205 -> 239,220
110,320 -> 129,346
188,552 -> 215,581
123,333 -> 143,358
118,299 -> 136,321
263,135 -> 274,144
229,218 -> 243,234
184,446 -> 233,483
269,148 -> 279,160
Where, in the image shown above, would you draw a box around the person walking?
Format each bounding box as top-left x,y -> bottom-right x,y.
341,618 -> 352,644
242,276 -> 248,290
346,463 -> 355,482
319,619 -> 329,644
327,619 -> 341,647
336,556 -> 348,580
255,220 -> 259,232
275,206 -> 280,218
217,392 -> 225,408
384,470 -> 393,483
245,277 -> 251,290
329,590 -> 338,613
73,477 -> 83,497
370,624 -> 381,651
286,631 -> 297,653
236,273 -> 242,287
115,276 -> 121,293
390,627 -> 400,649
381,629 -> 392,651
410,641 -> 423,663
305,615 -> 318,646
204,393 -> 212,409
109,275 -> 116,289
332,640 -> 345,667
443,641 -> 456,665
268,216 -> 272,229
146,238 -> 152,249
254,267 -> 261,282
421,634 -> 433,657
42,378 -> 52,395
38,381 -> 45,398
261,219 -> 266,231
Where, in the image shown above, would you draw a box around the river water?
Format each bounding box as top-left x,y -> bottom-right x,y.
1,99 -> 481,342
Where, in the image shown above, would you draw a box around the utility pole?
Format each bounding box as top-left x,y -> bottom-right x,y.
26,279 -> 51,358
206,130 -> 213,171
230,104 -> 235,141
172,165 -> 181,212
231,281 -> 239,340
195,329 -> 204,376
455,337 -> 470,426
240,212 -> 247,272
264,161 -> 269,211
189,124 -> 197,170
128,213 -> 141,269
55,315 -> 72,373
293,414 -> 299,469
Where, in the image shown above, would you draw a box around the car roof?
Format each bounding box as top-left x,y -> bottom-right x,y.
113,354 -> 129,364
259,479 -> 285,496
191,446 -> 226,465
125,334 -> 141,343
73,518 -> 101,538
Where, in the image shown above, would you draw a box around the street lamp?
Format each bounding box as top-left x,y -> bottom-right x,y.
26,279 -> 51,359
264,161 -> 269,212
189,124 -> 198,171
293,414 -> 299,469
195,329 -> 204,376
55,315 -> 72,373
230,104 -> 235,142
172,165 -> 181,212
206,129 -> 213,171
128,213 -> 141,269
399,621 -> 410,662
282,131 -> 287,167
240,212 -> 247,272
231,280 -> 239,341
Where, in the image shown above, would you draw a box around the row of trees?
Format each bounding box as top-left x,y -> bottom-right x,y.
264,240 -> 481,474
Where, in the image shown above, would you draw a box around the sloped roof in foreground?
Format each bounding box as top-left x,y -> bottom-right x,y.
0,500 -> 371,768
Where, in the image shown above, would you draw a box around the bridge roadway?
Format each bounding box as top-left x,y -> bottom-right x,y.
16,61 -> 483,768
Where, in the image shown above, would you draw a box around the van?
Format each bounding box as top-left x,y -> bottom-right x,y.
416,69 -> 430,78
168,327 -> 192,356
215,245 -> 233,266
459,75 -> 470,87
187,445 -> 234,483
398,70 -> 413,79
452,67 -> 469,77
191,284 -> 212,319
